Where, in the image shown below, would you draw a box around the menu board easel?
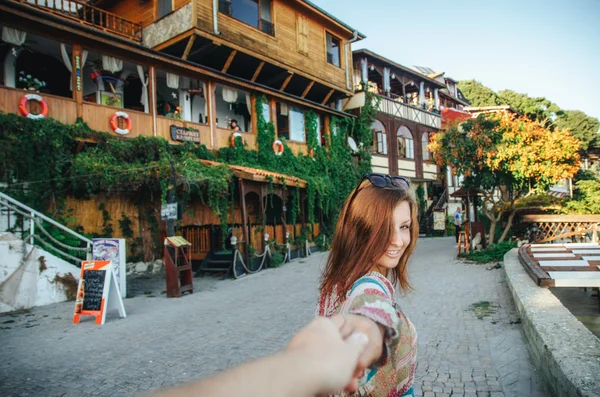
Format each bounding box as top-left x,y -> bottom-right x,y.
73,260 -> 126,325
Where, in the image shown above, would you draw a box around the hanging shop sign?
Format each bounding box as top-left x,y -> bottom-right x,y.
170,125 -> 200,143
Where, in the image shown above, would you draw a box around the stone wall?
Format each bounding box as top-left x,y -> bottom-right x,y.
503,249 -> 600,397
143,4 -> 193,49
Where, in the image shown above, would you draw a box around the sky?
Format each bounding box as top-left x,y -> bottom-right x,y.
314,0 -> 600,121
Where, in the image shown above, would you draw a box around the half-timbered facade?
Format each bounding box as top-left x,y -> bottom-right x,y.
345,49 -> 445,206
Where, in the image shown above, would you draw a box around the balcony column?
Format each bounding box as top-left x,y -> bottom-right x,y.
434,88 -> 440,110
419,82 -> 426,109
72,44 -> 83,119
383,67 -> 391,96
360,58 -> 368,84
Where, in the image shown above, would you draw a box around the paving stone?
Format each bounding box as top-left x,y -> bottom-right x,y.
0,238 -> 549,396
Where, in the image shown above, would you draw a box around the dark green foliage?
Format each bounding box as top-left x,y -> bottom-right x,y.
459,241 -> 517,263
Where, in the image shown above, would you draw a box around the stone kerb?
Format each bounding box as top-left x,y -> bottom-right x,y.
503,248 -> 600,397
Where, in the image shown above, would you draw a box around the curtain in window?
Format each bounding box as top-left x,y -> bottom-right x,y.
262,102 -> 270,122
245,92 -> 252,115
2,27 -> 26,46
422,132 -> 430,160
222,86 -> 238,103
166,73 -> 180,89
102,55 -> 123,73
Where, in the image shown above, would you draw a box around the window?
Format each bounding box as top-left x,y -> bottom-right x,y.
326,32 -> 341,67
220,0 -> 274,36
158,0 -> 172,19
262,101 -> 270,122
422,132 -> 430,161
397,126 -> 414,159
376,131 -> 387,155
289,107 -> 305,142
372,120 -> 387,155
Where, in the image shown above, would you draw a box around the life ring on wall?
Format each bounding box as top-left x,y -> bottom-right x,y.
110,111 -> 132,135
273,140 -> 284,156
19,94 -> 48,120
230,132 -> 244,147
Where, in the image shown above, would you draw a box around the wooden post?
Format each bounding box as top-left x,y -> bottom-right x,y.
259,184 -> 265,252
207,81 -> 217,149
324,115 -> 331,148
239,178 -> 249,265
251,95 -> 258,136
270,98 -> 278,137
72,44 -> 83,119
148,66 -> 157,137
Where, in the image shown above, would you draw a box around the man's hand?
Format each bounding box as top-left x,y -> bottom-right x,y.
337,315 -> 386,373
286,316 -> 369,394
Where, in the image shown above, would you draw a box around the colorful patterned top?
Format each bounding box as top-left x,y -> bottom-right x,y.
316,271 -> 417,397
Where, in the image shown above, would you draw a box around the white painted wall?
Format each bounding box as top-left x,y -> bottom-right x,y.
0,233 -> 80,313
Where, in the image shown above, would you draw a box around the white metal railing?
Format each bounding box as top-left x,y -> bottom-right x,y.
378,96 -> 441,129
0,192 -> 92,265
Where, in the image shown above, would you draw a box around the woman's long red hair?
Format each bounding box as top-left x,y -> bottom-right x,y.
319,180 -> 419,299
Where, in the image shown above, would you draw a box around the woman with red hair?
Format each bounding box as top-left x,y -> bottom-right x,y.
317,173 -> 419,397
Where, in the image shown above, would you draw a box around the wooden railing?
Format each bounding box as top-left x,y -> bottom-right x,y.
522,215 -> 600,243
17,0 -> 142,42
378,95 -> 441,130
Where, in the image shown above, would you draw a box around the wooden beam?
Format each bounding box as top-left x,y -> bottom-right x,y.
280,73 -> 294,91
321,89 -> 335,105
152,29 -> 194,51
301,81 -> 315,99
182,34 -> 196,60
222,50 -> 237,73
251,61 -> 265,82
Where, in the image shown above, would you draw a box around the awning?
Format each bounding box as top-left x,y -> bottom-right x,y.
441,108 -> 471,126
201,160 -> 307,188
450,187 -> 484,198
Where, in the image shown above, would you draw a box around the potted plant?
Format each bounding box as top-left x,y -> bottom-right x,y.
18,71 -> 46,92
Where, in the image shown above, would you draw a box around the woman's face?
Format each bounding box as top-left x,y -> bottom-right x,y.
374,201 -> 412,270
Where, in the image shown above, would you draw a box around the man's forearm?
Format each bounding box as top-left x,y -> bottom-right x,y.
149,351 -> 321,397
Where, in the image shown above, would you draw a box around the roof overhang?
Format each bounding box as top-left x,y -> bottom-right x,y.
353,49 -> 446,89
201,160 -> 307,188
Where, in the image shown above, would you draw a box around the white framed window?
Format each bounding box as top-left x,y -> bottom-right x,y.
422,132 -> 430,161
376,131 -> 388,154
397,126 -> 414,159
262,101 -> 270,122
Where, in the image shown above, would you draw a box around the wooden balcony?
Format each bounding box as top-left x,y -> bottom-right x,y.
14,0 -> 142,42
347,91 -> 442,130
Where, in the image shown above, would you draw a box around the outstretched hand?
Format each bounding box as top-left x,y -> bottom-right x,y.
286,316 -> 370,394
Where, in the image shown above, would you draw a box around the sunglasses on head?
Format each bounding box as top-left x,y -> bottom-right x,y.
341,173 -> 411,227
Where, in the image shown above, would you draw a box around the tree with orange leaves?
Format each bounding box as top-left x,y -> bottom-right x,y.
429,112 -> 581,245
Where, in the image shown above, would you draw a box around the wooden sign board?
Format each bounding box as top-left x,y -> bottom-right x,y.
73,260 -> 126,325
433,210 -> 446,231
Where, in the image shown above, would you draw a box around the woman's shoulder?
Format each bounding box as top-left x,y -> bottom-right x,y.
350,271 -> 395,299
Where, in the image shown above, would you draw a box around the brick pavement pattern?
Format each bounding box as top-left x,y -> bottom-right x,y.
0,237 -> 548,396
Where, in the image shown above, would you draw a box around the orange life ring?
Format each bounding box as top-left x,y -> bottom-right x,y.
110,111 -> 132,135
273,140 -> 284,156
230,132 -> 244,147
19,94 -> 48,120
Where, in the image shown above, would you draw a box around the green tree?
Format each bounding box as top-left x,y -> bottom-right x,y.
430,113 -> 581,245
457,80 -> 501,107
554,110 -> 600,151
497,90 -> 560,124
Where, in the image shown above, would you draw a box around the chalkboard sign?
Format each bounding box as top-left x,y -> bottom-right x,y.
73,260 -> 126,325
82,270 -> 106,311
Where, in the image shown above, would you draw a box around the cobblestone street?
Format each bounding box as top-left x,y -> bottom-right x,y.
0,237 -> 547,396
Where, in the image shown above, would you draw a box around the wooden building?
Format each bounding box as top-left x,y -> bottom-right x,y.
0,0 -> 364,263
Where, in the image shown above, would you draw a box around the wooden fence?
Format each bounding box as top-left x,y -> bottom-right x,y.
522,215 -> 600,243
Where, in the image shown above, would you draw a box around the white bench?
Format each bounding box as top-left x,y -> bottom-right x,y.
548,271 -> 600,287
533,253 -> 576,258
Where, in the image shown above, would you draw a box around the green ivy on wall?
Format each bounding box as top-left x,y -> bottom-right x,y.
0,90 -> 378,257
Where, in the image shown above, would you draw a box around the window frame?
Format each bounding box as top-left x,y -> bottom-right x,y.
374,130 -> 387,155
325,30 -> 342,68
157,0 -> 174,20
219,0 -> 275,37
397,126 -> 414,160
